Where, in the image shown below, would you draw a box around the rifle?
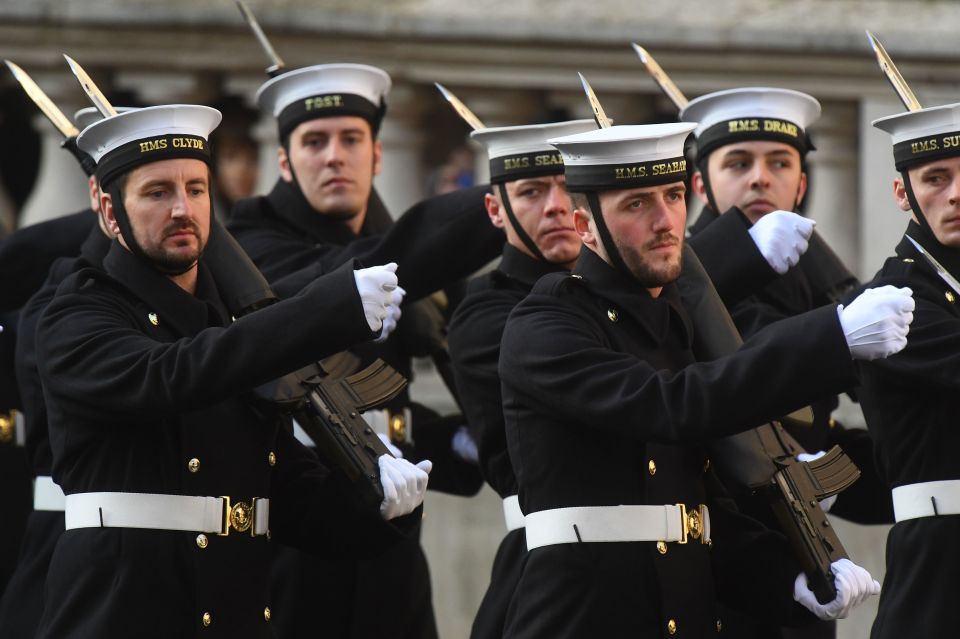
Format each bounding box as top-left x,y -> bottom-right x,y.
679,245 -> 859,603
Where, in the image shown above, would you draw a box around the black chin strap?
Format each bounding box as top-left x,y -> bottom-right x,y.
901,171 -> 937,239
585,190 -> 632,279
497,183 -> 547,262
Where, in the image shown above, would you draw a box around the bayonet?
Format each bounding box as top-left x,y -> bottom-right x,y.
866,31 -> 923,112
63,54 -> 118,118
906,235 -> 960,296
5,61 -> 79,138
434,83 -> 486,131
578,72 -> 612,129
631,44 -> 689,110
235,0 -> 286,77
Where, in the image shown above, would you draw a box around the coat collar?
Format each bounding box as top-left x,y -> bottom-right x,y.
688,205 -> 719,236
103,242 -> 229,337
78,220 -> 112,267
572,248 -> 692,347
497,243 -> 567,288
896,219 -> 960,288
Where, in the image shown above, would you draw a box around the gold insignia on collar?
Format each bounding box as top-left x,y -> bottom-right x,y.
946,291 -> 956,304
148,312 -> 159,326
607,308 -> 619,322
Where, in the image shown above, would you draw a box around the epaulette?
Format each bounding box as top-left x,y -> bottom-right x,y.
530,272 -> 587,297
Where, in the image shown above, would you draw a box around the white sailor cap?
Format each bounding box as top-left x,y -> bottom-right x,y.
470,119 -> 597,183
76,104 -> 221,187
548,122 -> 695,192
256,63 -> 391,139
73,106 -> 137,132
679,87 -> 820,161
873,103 -> 960,171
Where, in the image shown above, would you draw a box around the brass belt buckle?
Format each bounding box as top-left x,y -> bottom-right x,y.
219,496 -> 257,537
676,503 -> 707,545
388,409 -> 407,444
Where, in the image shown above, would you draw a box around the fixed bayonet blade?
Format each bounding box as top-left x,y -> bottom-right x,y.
866,31 -> 922,112
434,83 -> 486,131
905,235 -> 960,295
63,55 -> 117,118
578,72 -> 612,129
631,44 -> 689,111
5,60 -> 79,138
235,0 -> 286,76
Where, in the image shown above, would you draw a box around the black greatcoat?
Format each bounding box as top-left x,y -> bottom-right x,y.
499,248 -> 859,638
0,224 -> 110,638
33,242 -> 418,639
447,244 -> 565,639
230,179 -> 500,639
858,222 -> 960,639
688,206 -> 892,526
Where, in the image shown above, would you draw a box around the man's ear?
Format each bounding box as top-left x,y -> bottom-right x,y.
795,171 -> 809,208
101,191 -> 122,239
893,176 -> 912,212
691,171 -> 710,206
484,192 -> 505,229
372,139 -> 383,177
574,208 -> 595,248
278,146 -> 294,183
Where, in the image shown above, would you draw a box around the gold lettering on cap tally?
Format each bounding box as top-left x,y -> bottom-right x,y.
763,120 -> 798,137
912,138 -> 939,154
503,156 -> 531,171
728,119 -> 759,133
304,95 -> 344,111
615,166 -> 647,179
942,135 -> 960,149
652,160 -> 687,176
171,137 -> 205,150
139,138 -> 169,153
534,154 -> 563,167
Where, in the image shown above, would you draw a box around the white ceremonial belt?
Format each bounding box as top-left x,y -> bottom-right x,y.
502,495 -> 525,531
892,480 -> 960,522
524,504 -> 711,551
65,492 -> 270,537
33,476 -> 65,512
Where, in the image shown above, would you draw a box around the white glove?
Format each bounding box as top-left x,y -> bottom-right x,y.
373,288 -> 405,343
796,451 -> 837,512
378,454 -> 431,520
451,426 -> 479,464
794,558 -> 881,620
838,286 -> 914,361
748,211 -> 816,274
377,433 -> 403,458
353,263 -> 402,333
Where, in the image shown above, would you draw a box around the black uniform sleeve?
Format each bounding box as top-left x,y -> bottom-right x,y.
500,294 -> 857,445
37,260 -> 374,421
687,209 -> 778,307
233,186 -> 502,302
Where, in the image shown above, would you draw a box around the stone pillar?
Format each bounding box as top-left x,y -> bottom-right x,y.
374,82 -> 428,217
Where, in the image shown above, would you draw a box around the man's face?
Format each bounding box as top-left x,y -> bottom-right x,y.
486,175 -> 580,267
104,158 -> 210,272
576,182 -> 687,288
215,141 -> 259,204
897,157 -> 960,248
695,140 -> 807,223
279,116 -> 382,219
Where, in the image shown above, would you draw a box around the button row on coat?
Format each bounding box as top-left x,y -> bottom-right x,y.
186,451 -> 277,473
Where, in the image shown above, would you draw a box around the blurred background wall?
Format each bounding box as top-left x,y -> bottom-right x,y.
3,1 -> 958,636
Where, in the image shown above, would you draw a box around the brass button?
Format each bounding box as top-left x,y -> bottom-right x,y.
202,612 -> 211,627
656,541 -> 668,555
196,534 -> 208,549
828,417 -> 837,429
607,308 -> 619,322
389,412 -> 407,443
903,258 -> 914,263
268,451 -> 277,466
264,606 -> 272,621
187,458 -> 200,473
717,618 -> 722,632
0,410 -> 14,444
148,312 -> 159,326
707,538 -> 713,548
667,618 -> 677,635
946,291 -> 956,304
571,274 -> 583,279
648,459 -> 657,476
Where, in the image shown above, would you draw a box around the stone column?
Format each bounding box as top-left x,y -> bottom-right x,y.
374,82 -> 428,217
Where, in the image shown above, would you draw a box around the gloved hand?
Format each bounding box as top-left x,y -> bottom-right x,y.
796,451 -> 837,512
374,287 -> 405,343
451,426 -> 479,464
353,263 -> 403,333
748,210 -> 816,274
794,558 -> 881,620
838,286 -> 914,360
378,454 -> 431,520
377,433 -> 403,458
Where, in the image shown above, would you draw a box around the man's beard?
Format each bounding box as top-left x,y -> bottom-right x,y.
140,222 -> 204,274
615,232 -> 683,288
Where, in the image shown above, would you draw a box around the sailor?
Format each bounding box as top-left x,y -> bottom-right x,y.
858,101 -> 960,638
33,103 -> 428,639
498,122 -> 907,637
228,62 -> 503,639
446,118 -> 596,639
